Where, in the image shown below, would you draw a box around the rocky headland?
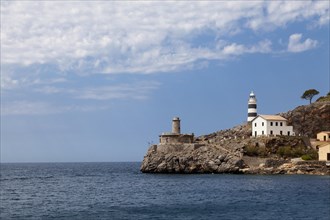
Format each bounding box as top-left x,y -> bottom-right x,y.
140,101 -> 330,175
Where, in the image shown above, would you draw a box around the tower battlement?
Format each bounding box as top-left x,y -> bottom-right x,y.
159,117 -> 194,144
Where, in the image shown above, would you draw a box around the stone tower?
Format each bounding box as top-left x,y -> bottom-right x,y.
247,91 -> 257,122
172,117 -> 181,134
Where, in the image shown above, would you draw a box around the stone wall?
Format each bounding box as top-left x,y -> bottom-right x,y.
160,133 -> 194,144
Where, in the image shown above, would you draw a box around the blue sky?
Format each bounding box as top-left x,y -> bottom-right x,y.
1,1 -> 329,162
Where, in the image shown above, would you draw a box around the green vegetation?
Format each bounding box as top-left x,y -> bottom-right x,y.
301,154 -> 313,160
301,89 -> 319,104
276,146 -> 292,157
245,144 -> 318,160
244,145 -> 268,157
276,146 -> 318,159
316,92 -> 330,102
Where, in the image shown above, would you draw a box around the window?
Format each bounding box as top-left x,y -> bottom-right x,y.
262,131 -> 264,135
255,123 -> 257,127
255,131 -> 257,137
280,122 -> 283,126
270,122 -> 273,126
270,130 -> 273,135
276,122 -> 278,126
262,122 -> 264,126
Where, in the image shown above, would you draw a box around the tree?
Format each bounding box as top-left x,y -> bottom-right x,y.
301,89 -> 319,104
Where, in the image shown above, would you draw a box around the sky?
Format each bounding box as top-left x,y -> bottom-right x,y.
1,0 -> 329,163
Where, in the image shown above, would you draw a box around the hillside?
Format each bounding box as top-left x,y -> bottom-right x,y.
141,102 -> 330,175
199,101 -> 330,140
280,101 -> 330,138
316,92 -> 330,102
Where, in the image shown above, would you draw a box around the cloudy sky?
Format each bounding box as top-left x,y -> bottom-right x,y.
1,1 -> 329,162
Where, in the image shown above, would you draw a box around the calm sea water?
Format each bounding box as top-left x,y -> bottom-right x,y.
1,162 -> 329,220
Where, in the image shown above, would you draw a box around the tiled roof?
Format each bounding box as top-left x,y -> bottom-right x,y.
258,115 -> 288,121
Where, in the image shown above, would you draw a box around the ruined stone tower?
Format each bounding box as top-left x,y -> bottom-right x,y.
172,117 -> 181,134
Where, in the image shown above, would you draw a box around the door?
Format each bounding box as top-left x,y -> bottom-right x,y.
324,136 -> 326,141
327,153 -> 330,161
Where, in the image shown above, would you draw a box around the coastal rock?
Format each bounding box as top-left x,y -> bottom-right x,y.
140,143 -> 246,173
141,102 -> 330,175
241,160 -> 330,175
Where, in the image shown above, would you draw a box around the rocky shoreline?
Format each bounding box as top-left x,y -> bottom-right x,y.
240,158 -> 330,175
140,144 -> 330,175
140,102 -> 330,175
140,143 -> 245,174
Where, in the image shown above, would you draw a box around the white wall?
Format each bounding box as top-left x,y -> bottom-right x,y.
252,117 -> 294,137
318,144 -> 330,161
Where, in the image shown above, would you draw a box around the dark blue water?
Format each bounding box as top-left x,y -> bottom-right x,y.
1,162 -> 329,220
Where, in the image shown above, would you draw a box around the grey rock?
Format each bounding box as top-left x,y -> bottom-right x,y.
141,143 -> 246,174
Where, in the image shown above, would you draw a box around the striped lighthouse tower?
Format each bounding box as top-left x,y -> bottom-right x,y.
247,91 -> 257,122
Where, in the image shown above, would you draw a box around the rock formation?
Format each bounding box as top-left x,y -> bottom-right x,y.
241,159 -> 330,175
280,101 -> 330,137
140,143 -> 246,173
140,101 -> 330,175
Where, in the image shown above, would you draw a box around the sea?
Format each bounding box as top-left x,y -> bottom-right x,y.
0,162 -> 329,220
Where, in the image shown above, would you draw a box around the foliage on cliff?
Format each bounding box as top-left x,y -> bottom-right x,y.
301,89 -> 319,104
316,92 -> 330,102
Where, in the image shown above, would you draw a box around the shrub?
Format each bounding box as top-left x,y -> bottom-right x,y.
276,146 -> 318,159
244,145 -> 269,157
305,149 -> 318,160
276,146 -> 292,158
301,154 -> 312,160
291,146 -> 305,157
257,147 -> 268,157
245,145 -> 259,156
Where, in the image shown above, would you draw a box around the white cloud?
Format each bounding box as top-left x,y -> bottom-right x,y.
1,1 -> 328,115
1,101 -> 110,116
247,1 -> 329,30
1,72 -> 67,90
1,80 -> 159,115
74,81 -> 160,100
1,1 -> 328,76
34,80 -> 160,100
287,33 -> 318,53
1,101 -> 62,115
221,40 -> 272,56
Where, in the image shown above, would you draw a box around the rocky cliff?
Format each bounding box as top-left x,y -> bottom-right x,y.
140,143 -> 246,173
280,101 -> 330,137
140,102 -> 330,175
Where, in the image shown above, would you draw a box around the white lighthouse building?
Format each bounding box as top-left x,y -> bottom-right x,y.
247,91 -> 257,122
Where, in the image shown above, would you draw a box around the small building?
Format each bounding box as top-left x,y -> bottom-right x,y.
318,143 -> 330,161
317,131 -> 330,142
159,117 -> 194,144
251,115 -> 294,137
